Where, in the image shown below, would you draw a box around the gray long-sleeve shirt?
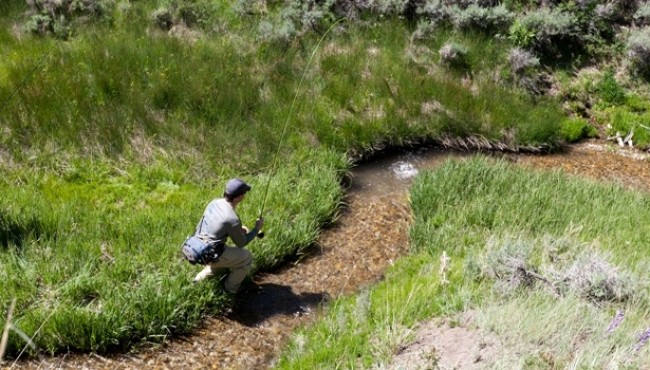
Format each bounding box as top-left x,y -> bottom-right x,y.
195,198 -> 258,247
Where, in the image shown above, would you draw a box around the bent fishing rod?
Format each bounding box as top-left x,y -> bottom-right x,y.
256,18 -> 345,239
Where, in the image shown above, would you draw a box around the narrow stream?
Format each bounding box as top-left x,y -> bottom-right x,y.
9,141 -> 650,370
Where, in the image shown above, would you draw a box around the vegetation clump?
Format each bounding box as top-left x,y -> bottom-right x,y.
626,27 -> 650,78
26,0 -> 113,38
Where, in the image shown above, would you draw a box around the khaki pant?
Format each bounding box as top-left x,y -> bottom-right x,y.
193,247 -> 253,293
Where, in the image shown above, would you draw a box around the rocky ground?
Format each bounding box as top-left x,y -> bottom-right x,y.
4,140 -> 650,370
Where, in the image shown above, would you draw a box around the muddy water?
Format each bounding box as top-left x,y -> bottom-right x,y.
7,141 -> 650,370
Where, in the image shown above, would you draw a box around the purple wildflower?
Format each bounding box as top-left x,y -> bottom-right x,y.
605,310 -> 625,334
634,327 -> 650,352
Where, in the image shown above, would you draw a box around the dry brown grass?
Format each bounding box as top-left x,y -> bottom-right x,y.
0,299 -> 16,363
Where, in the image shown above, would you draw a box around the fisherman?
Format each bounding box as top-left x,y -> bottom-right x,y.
192,178 -> 264,293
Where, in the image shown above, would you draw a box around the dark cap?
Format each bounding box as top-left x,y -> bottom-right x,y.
225,178 -> 251,197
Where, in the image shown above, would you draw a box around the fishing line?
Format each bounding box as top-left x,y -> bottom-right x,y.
0,42 -> 57,113
257,18 -> 345,237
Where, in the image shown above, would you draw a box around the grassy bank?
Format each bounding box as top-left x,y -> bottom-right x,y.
277,157 -> 650,368
0,0 -> 582,360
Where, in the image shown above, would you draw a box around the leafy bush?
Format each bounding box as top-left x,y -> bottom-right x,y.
26,0 -> 113,38
416,0 -> 451,24
508,18 -> 535,46
509,8 -> 579,59
256,0 -> 337,41
626,27 -> 650,79
375,0 -> 412,15
449,4 -> 513,34
150,0 -> 222,32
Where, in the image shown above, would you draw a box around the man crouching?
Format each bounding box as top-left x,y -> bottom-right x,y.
192,178 -> 264,293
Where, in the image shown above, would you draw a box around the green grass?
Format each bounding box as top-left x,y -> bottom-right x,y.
0,149 -> 347,356
277,157 -> 650,369
1,1 -> 573,360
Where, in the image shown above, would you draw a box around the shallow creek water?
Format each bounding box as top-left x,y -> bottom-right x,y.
6,140 -> 650,370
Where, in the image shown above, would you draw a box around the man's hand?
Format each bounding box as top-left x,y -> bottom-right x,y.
255,217 -> 264,230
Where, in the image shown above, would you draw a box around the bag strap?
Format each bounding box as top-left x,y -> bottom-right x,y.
194,215 -> 205,236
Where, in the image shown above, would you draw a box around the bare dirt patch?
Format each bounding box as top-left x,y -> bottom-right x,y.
379,312 -> 518,370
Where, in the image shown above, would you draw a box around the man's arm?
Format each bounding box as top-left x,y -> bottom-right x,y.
228,220 -> 248,247
228,218 -> 263,247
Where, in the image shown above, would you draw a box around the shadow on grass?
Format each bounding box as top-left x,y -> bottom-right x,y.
227,283 -> 328,327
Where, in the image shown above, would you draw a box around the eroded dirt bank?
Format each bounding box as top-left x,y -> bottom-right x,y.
5,140 -> 650,370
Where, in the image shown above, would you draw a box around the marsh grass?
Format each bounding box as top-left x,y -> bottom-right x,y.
277,158 -> 650,368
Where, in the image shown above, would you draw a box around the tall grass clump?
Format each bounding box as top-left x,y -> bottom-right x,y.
0,148 -> 347,358
410,157 -> 650,259
277,158 -> 650,368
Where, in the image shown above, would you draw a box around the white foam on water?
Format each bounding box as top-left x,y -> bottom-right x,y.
390,160 -> 419,179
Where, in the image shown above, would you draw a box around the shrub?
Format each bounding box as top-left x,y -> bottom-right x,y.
626,27 -> 650,78
634,3 -> 650,27
439,41 -> 468,69
416,0 -> 450,23
175,0 -> 215,29
150,0 -> 221,31
412,19 -> 439,40
449,4 -> 513,34
508,47 -> 539,75
256,0 -> 337,40
481,236 -> 642,303
481,237 -> 538,296
558,252 -> 639,303
508,19 -> 536,47
509,8 -> 579,58
375,0 -> 412,15
26,0 -> 113,38
506,47 -> 549,94
152,7 -> 174,31
258,18 -> 297,42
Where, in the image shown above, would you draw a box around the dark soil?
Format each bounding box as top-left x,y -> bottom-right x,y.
5,140 -> 650,370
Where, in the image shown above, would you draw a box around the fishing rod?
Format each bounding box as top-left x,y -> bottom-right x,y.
256,18 -> 345,239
